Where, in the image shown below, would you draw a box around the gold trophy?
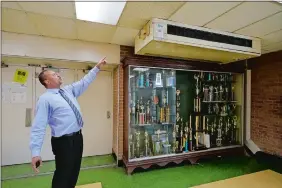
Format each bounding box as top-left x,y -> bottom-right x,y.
135,131 -> 141,157
189,115 -> 193,151
194,116 -> 200,150
172,125 -> 177,153
144,131 -> 149,156
216,118 -> 223,147
129,134 -> 134,159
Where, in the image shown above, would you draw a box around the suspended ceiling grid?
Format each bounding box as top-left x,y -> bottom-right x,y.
1,1 -> 282,54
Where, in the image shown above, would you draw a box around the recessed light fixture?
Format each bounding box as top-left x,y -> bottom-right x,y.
74,1 -> 126,25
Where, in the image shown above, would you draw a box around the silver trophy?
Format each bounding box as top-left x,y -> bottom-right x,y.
221,105 -> 228,116
203,85 -> 209,101
209,86 -> 214,102
194,74 -> 200,97
219,85 -> 224,101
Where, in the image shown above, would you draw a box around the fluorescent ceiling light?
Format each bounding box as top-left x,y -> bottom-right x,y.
75,1 -> 126,25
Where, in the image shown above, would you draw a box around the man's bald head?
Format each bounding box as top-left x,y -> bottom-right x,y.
38,70 -> 62,89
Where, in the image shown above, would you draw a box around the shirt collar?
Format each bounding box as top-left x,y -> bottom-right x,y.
47,88 -> 60,94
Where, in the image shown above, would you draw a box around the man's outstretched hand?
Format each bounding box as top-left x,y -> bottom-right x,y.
96,57 -> 107,69
31,156 -> 42,173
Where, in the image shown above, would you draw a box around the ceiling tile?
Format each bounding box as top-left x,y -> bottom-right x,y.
262,42 -> 282,54
117,17 -> 148,30
27,13 -> 77,39
121,2 -> 185,20
111,27 -> 139,46
261,29 -> 282,46
1,8 -> 39,35
205,2 -> 282,32
235,12 -> 282,37
76,20 -> 117,43
117,2 -> 185,29
1,2 -> 22,10
18,2 -> 76,19
169,1 -> 241,26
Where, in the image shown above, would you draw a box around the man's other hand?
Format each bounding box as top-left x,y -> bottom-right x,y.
31,156 -> 42,173
96,57 -> 107,69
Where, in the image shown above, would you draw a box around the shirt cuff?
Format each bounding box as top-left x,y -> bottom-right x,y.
93,66 -> 100,73
32,149 -> 41,158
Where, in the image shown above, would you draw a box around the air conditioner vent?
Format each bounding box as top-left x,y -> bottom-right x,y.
167,24 -> 252,48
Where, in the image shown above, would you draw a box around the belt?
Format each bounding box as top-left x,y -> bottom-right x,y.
64,130 -> 82,137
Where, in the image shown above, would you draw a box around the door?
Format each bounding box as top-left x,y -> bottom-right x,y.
35,67 -> 76,161
1,65 -> 34,165
77,70 -> 113,156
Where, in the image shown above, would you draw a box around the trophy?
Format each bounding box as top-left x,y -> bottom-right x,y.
135,131 -> 141,158
154,129 -> 161,155
194,73 -> 200,96
194,116 -> 204,150
139,97 -> 145,124
180,129 -> 183,152
135,99 -> 140,125
227,118 -> 231,144
208,73 -> 212,81
138,72 -> 144,88
189,115 -> 193,151
225,85 -> 229,101
220,74 -> 224,82
232,116 -> 238,144
194,98 -> 201,112
216,119 -> 223,147
130,100 -> 136,124
172,125 -> 177,153
129,134 -> 134,159
146,100 -> 151,124
219,85 -> 224,101
209,86 -> 214,102
214,103 -> 220,115
221,104 -> 227,116
208,104 -> 212,114
231,86 -> 235,101
184,123 -> 189,152
214,86 -> 219,101
145,71 -> 150,88
203,85 -> 209,101
144,131 -> 149,156
231,103 -> 237,115
155,72 -> 162,87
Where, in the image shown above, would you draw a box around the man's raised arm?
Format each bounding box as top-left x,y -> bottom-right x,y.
65,57 -> 107,97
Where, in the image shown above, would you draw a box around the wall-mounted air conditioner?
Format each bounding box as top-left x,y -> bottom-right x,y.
135,18 -> 261,64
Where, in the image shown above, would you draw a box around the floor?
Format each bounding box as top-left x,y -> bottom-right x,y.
1,155 -> 280,188
192,169 -> 282,188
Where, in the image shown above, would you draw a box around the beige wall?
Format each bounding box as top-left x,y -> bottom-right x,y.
2,32 -> 120,65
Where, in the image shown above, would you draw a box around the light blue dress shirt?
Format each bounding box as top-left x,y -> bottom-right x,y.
30,67 -> 100,157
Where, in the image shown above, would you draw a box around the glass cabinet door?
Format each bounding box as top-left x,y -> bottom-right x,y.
128,66 -> 177,160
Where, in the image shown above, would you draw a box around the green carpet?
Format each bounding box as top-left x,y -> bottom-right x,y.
1,154 -> 115,179
2,156 -> 275,188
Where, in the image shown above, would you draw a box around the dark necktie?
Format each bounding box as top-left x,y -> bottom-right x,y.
59,89 -> 84,127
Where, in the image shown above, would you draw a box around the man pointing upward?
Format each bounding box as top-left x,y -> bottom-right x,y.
30,57 -> 107,188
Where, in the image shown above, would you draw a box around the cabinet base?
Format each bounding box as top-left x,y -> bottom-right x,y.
123,146 -> 244,175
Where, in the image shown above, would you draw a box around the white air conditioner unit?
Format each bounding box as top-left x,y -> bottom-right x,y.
135,18 -> 261,64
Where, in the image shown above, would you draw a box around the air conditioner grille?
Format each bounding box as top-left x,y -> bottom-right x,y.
167,24 -> 252,48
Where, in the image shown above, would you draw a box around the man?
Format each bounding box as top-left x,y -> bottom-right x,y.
29,57 -> 107,188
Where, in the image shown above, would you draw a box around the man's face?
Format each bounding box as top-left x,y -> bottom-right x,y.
43,70 -> 62,88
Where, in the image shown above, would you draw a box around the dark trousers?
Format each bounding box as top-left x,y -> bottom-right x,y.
51,131 -> 83,188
